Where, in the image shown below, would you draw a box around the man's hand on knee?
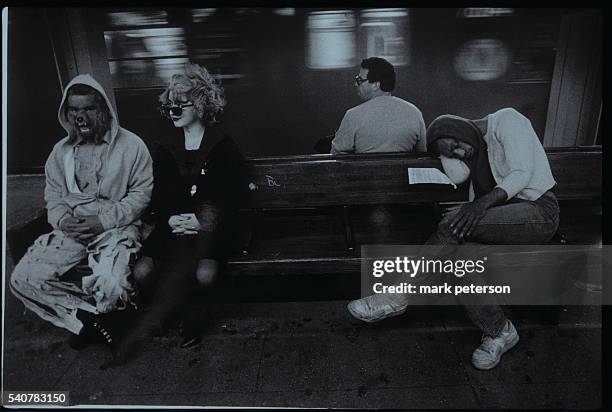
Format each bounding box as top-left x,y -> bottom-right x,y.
450,188 -> 508,239
60,216 -> 95,244
450,201 -> 488,239
81,215 -> 105,236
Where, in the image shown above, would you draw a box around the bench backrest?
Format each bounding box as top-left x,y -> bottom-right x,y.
247,153 -> 466,209
246,147 -> 602,209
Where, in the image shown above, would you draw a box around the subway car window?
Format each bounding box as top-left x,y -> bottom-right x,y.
359,8 -> 411,66
105,27 -> 189,88
305,10 -> 357,69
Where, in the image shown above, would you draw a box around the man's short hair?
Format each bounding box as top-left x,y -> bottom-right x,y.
361,57 -> 396,92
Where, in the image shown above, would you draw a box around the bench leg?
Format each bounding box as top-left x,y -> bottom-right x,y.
244,210 -> 257,255
342,206 -> 355,252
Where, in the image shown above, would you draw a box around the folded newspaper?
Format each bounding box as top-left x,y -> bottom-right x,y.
407,168 -> 457,189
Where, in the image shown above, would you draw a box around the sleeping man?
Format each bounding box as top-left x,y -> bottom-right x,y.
348,108 -> 559,370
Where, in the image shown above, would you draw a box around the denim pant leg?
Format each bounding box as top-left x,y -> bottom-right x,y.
426,191 -> 560,336
467,192 -> 560,245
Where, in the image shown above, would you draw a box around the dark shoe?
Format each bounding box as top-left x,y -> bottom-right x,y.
67,331 -> 92,350
97,306 -> 141,369
73,310 -> 107,347
74,306 -> 137,348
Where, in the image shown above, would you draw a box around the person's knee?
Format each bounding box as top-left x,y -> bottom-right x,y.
195,259 -> 219,287
9,265 -> 26,291
10,256 -> 34,288
133,256 -> 155,286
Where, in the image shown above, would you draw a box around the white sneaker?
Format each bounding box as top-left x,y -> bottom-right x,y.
347,294 -> 408,323
471,320 -> 519,370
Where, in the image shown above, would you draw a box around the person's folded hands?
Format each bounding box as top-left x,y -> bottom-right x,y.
168,213 -> 201,235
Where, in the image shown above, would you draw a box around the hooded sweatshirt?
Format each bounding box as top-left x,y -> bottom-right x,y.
44,74 -> 153,230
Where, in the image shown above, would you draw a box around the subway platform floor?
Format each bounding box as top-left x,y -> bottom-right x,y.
3,284 -> 602,409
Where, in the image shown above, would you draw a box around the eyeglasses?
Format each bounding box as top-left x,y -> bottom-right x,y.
160,102 -> 194,118
354,75 -> 370,86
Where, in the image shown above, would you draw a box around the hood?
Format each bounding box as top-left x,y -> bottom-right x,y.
57,74 -> 119,143
426,114 -> 482,154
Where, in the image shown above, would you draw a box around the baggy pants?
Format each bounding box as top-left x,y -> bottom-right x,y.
10,227 -> 141,335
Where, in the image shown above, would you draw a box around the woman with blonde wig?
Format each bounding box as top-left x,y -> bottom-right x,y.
110,63 -> 249,364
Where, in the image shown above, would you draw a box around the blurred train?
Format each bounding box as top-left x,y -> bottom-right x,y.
7,7 -> 601,173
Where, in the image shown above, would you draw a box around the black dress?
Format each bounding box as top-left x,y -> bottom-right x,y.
142,124 -> 249,262
109,126 -> 249,358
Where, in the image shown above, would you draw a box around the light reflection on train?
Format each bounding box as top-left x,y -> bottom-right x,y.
104,8 -> 528,88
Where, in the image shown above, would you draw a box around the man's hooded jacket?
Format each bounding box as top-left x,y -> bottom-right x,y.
45,74 -> 153,231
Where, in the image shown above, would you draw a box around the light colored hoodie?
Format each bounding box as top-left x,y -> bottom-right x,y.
44,74 -> 153,230
439,108 -> 556,202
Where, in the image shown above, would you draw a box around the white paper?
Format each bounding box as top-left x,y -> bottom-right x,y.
407,168 -> 457,189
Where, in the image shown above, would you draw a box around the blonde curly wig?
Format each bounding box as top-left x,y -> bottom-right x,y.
159,62 -> 226,124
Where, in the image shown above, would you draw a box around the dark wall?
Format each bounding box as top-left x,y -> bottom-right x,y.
8,8 -> 65,173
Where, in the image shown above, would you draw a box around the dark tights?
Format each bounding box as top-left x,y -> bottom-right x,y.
111,256 -> 219,364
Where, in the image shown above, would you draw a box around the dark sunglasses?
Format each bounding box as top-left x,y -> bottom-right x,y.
159,102 -> 194,118
354,75 -> 370,86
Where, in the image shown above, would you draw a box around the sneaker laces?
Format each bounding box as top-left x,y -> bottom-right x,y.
93,321 -> 114,345
362,296 -> 380,313
363,294 -> 405,313
478,334 -> 498,355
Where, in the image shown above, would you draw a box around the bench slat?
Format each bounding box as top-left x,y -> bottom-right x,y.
248,148 -> 601,208
227,245 -> 602,277
249,156 -> 467,208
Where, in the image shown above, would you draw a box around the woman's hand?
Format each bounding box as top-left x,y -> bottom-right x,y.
168,213 -> 202,235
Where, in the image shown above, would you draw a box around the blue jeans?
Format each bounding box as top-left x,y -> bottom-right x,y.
427,190 -> 560,336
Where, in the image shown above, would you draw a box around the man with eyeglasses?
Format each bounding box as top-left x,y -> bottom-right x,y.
10,74 -> 153,353
330,57 -> 426,154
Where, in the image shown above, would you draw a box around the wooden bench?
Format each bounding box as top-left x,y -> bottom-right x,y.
227,147 -> 602,279
6,147 -> 602,302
